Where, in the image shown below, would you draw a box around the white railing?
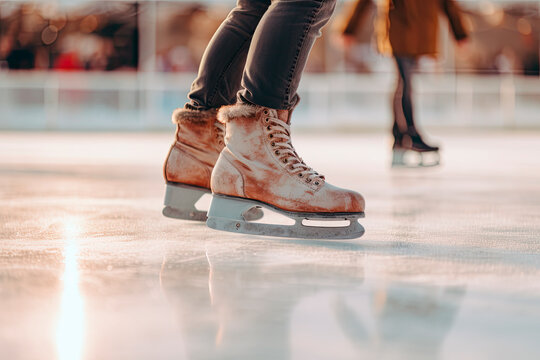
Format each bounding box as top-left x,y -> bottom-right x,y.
0,71 -> 539,131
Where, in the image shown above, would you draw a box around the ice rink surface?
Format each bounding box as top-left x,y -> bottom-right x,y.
1,130 -> 539,360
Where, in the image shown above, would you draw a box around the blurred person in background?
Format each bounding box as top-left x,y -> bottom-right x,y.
0,3 -> 138,71
163,0 -> 365,239
342,0 -> 469,167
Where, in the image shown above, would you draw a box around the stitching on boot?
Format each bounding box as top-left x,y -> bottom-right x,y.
172,108 -> 218,125
217,104 -> 259,123
216,150 -> 246,198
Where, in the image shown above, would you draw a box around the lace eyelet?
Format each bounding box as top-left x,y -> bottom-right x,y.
263,110 -> 268,114
283,159 -> 287,163
298,174 -> 303,178
314,181 -> 319,185
275,150 -> 279,155
265,118 -> 269,123
267,126 -> 271,130
269,134 -> 273,139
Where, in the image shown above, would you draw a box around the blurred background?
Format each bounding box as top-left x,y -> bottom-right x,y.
0,0 -> 538,130
2,4 -> 540,359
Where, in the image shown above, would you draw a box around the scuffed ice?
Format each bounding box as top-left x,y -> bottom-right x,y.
1,131 -> 539,360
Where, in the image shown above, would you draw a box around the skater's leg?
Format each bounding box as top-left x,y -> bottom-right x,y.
392,63 -> 405,145
391,56 -> 439,167
187,0 -> 271,110
394,56 -> 439,150
238,0 -> 337,109
393,55 -> 416,144
396,56 -> 417,131
206,0 -> 364,239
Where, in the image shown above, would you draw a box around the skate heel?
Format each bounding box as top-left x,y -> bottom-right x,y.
163,183 -> 209,221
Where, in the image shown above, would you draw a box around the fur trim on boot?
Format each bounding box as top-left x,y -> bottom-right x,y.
217,104 -> 259,123
172,108 -> 218,125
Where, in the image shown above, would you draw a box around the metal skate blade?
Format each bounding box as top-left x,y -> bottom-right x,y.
207,217 -> 365,240
206,194 -> 365,240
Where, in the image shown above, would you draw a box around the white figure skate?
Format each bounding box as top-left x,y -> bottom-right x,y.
391,134 -> 440,168
163,108 -> 262,221
206,105 -> 365,240
391,148 -> 440,168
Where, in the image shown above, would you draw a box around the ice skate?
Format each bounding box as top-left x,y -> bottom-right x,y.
163,108 -> 262,221
391,133 -> 440,168
206,104 -> 365,240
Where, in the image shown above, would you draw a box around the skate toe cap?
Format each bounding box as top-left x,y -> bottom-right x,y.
323,183 -> 365,213
347,191 -> 365,213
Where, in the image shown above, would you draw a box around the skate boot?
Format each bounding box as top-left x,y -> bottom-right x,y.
392,128 -> 440,168
206,104 -> 365,239
163,108 -> 262,221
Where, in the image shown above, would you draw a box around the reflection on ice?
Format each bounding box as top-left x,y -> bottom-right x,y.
160,245 -> 469,360
56,218 -> 85,360
329,284 -> 466,359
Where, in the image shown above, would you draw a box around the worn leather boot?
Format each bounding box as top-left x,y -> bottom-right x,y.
162,108 -> 224,221
164,108 -> 223,187
206,104 -> 365,239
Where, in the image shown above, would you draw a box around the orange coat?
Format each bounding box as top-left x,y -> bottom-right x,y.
343,0 -> 468,57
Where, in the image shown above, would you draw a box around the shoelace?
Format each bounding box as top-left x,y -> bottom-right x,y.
265,114 -> 325,185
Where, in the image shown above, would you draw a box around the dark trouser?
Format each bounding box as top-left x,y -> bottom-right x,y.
186,0 -> 336,111
392,55 -> 418,142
